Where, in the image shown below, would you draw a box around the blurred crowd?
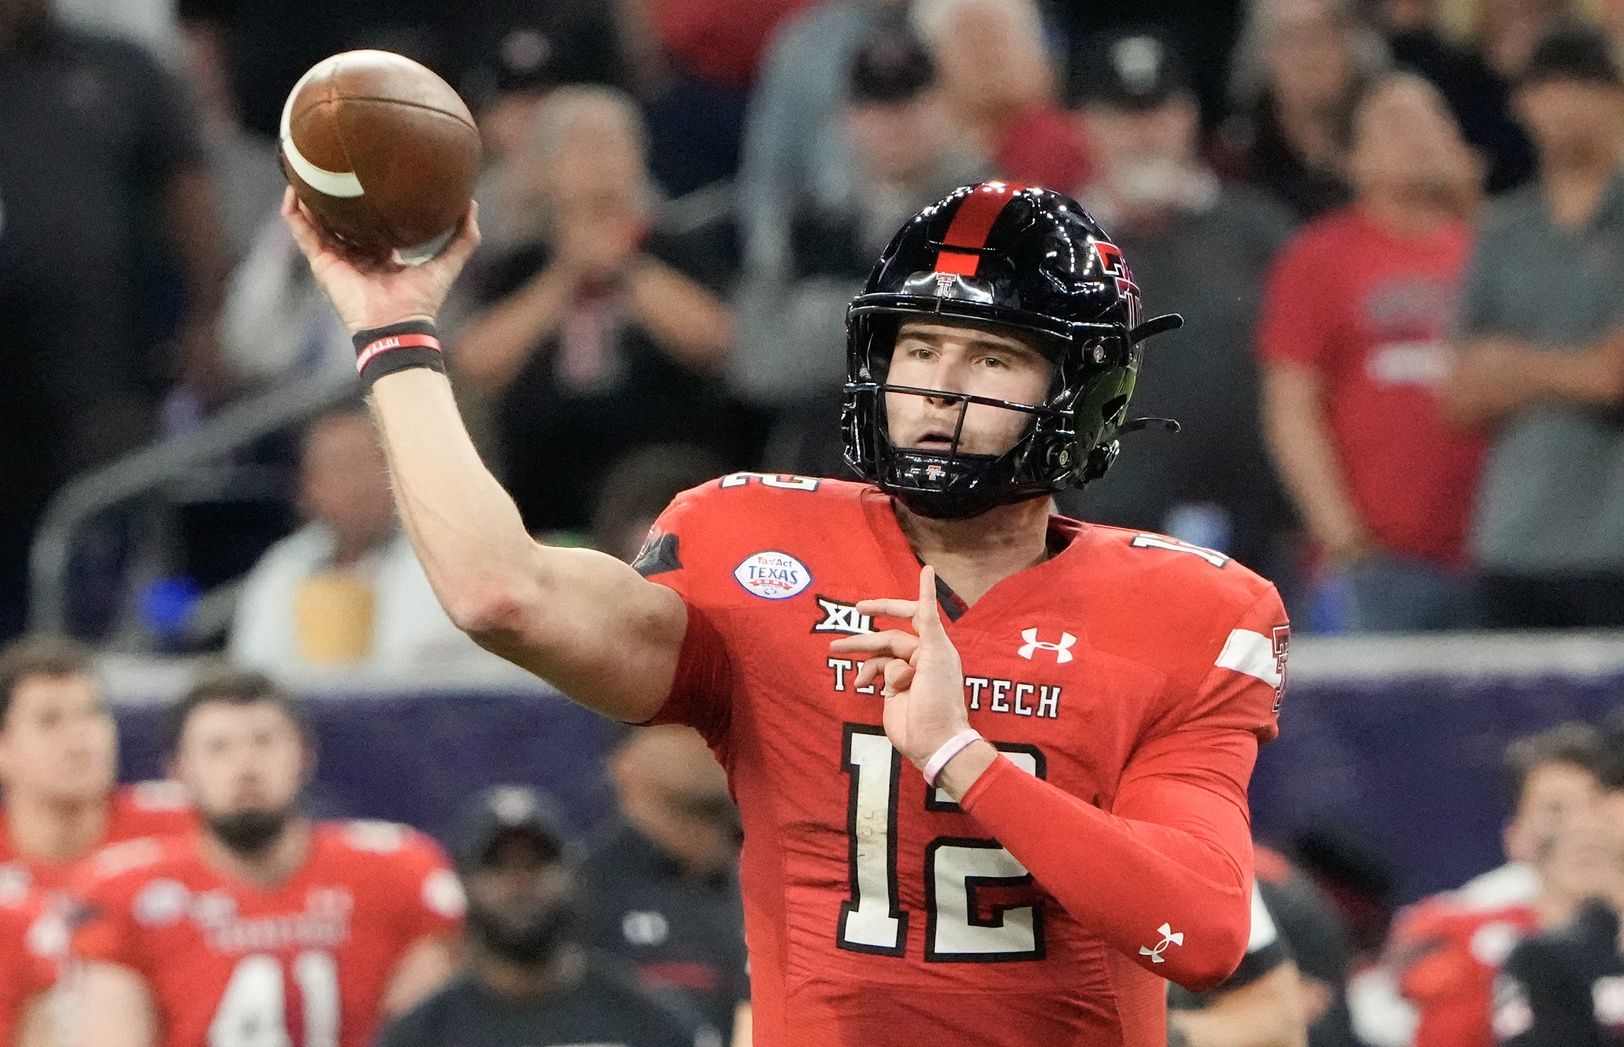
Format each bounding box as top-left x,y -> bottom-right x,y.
3,0 -> 1624,648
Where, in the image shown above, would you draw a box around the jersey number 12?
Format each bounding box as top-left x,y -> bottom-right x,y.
838,725 -> 1045,962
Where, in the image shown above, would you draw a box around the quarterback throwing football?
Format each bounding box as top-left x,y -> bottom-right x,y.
286,180 -> 1289,1047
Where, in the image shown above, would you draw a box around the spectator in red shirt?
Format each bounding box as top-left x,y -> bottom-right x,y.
1258,71 -> 1486,632
913,0 -> 1090,190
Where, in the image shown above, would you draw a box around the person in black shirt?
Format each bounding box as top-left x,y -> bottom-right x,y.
378,785 -> 719,1047
1493,764 -> 1624,1045
452,86 -> 738,535
586,726 -> 749,1043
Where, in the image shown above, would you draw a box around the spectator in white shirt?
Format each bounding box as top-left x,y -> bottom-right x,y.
230,402 -> 477,672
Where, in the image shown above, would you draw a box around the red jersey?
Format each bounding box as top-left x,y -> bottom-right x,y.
1390,895 -> 1541,1047
1257,206 -> 1483,563
0,781 -> 196,897
69,821 -> 464,1047
0,884 -> 58,1046
639,475 -> 1287,1047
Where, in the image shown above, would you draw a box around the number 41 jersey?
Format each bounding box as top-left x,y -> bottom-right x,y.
637,475 -> 1288,1047
69,822 -> 466,1047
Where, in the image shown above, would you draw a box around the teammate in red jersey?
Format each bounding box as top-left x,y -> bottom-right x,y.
0,636 -> 195,898
68,670 -> 465,1047
284,179 -> 1288,1046
0,882 -> 59,1047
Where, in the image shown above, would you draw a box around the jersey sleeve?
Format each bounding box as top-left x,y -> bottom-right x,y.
1188,587 -> 1289,743
631,487 -> 735,750
1257,229 -> 1338,372
958,587 -> 1289,992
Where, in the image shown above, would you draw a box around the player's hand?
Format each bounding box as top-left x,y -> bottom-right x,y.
830,566 -> 971,769
282,188 -> 481,334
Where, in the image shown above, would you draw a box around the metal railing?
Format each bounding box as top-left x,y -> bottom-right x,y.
27,368 -> 358,634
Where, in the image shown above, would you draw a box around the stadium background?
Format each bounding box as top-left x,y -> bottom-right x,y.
3,0 -> 1624,1043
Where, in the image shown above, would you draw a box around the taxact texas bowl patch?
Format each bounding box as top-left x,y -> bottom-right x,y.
734,551 -> 812,600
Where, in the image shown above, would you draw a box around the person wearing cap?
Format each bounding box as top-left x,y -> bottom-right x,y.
733,24 -> 987,473
1441,22 -> 1624,629
378,785 -> 721,1047
584,726 -> 749,1043
1064,30 -> 1296,577
1259,71 -> 1486,632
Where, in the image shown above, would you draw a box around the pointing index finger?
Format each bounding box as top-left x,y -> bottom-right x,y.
916,566 -> 946,637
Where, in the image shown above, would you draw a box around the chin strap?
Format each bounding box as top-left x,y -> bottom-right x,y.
1116,313 -> 1186,444
1120,417 -> 1181,435
1130,312 -> 1184,344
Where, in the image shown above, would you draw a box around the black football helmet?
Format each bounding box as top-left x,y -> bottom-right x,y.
842,181 -> 1182,519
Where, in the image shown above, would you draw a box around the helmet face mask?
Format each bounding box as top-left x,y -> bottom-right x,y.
842,182 -> 1175,520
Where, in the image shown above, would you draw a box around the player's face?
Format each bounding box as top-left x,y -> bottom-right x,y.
884,320 -> 1054,457
465,833 -> 578,962
0,673 -> 117,804
1504,760 -> 1599,864
175,702 -> 309,829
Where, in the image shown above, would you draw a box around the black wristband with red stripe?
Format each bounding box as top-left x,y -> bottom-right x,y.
352,319 -> 446,390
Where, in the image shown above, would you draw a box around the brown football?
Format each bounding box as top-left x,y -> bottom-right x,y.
279,50 -> 481,254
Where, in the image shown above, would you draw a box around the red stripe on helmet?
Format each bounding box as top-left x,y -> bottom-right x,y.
933,181 -> 1025,277
933,250 -> 980,276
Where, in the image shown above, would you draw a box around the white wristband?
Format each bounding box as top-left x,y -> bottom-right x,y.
922,729 -> 983,787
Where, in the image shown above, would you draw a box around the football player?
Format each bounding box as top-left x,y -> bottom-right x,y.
0,636 -> 194,899
284,179 -> 1289,1046
68,669 -> 465,1047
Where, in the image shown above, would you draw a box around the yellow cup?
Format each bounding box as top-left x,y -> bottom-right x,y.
293,570 -> 376,665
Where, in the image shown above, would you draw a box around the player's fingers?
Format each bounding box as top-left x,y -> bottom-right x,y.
435,201 -> 482,270
881,659 -> 915,696
281,188 -> 325,257
915,566 -> 948,639
854,598 -> 918,621
854,656 -> 894,690
828,630 -> 920,659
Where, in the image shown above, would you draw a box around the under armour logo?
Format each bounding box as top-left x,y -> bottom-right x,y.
1018,629 -> 1076,663
813,597 -> 872,635
1139,923 -> 1184,964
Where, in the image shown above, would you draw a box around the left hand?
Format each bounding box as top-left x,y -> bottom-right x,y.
829,566 -> 971,768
